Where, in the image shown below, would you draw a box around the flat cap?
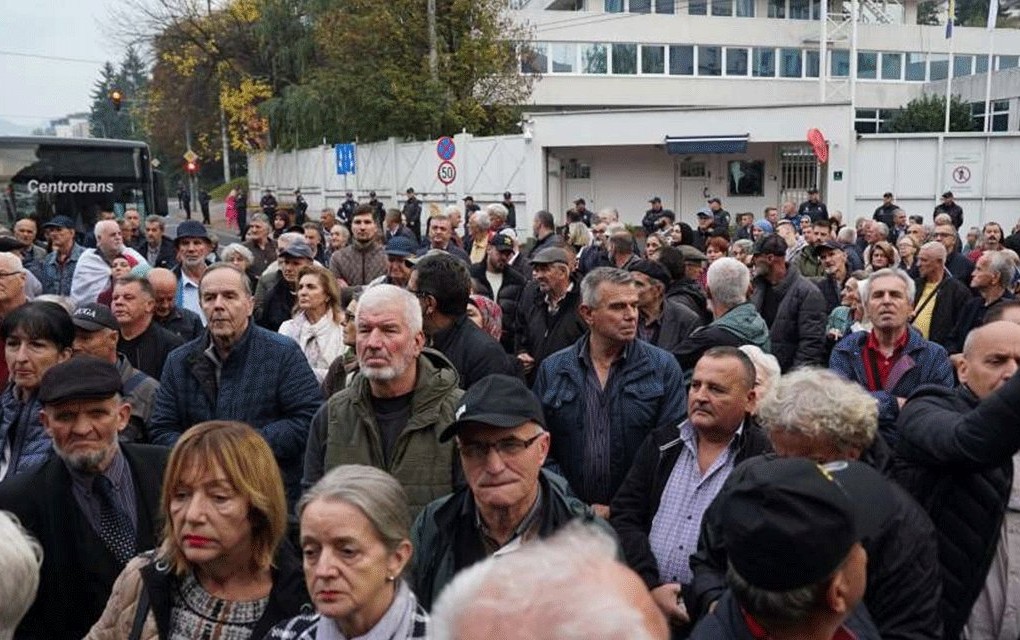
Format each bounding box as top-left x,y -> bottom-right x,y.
530,246 -> 570,265
39,356 -> 122,405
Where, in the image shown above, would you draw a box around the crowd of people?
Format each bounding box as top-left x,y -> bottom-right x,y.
0,186 -> 1019,639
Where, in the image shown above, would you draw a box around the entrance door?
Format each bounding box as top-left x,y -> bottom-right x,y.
562,158 -> 593,218
677,159 -> 709,225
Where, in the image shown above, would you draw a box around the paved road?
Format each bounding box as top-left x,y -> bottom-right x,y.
165,199 -> 241,246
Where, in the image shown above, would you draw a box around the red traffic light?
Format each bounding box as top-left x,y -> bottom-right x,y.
110,89 -> 123,112
185,160 -> 199,175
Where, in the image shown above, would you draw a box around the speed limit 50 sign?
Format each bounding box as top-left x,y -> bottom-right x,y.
437,161 -> 457,185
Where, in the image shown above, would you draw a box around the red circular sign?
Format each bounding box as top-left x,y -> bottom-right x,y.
437,161 -> 457,185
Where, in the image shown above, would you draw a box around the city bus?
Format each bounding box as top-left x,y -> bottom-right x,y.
0,136 -> 168,231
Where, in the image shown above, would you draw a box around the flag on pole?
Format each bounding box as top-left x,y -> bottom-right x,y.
946,0 -> 955,38
988,0 -> 999,30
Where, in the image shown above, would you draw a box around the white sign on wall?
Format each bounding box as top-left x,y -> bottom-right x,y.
943,154 -> 983,196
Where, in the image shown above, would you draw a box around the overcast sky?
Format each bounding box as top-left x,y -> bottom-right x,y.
0,0 -> 121,129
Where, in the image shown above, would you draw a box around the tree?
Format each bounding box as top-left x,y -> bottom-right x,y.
885,94 -> 974,133
89,62 -> 134,139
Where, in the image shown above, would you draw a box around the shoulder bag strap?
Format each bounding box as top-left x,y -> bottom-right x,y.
127,584 -> 150,640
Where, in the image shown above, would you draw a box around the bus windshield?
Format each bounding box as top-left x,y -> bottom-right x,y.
0,137 -> 157,230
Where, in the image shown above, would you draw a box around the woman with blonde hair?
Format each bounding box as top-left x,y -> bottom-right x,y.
279,264 -> 345,383
86,421 -> 307,639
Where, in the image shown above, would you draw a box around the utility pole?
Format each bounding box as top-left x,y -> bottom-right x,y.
428,0 -> 438,81
186,119 -> 198,215
207,0 -> 232,182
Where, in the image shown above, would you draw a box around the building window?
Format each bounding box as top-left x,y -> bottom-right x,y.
655,0 -> 675,13
689,0 -> 708,14
605,0 -> 624,11
954,55 -> 974,77
789,0 -> 811,19
712,0 -> 733,16
976,56 -> 989,74
726,47 -> 749,75
521,44 -> 549,74
699,46 -> 723,75
753,48 -> 776,77
906,53 -> 926,81
642,45 -> 666,74
612,44 -> 637,74
857,52 -> 877,79
728,161 -> 765,196
581,44 -> 607,74
736,0 -> 755,16
805,50 -> 820,77
551,43 -> 577,73
670,45 -> 695,75
999,55 -> 1020,69
971,100 -> 1010,132
881,53 -> 902,80
630,0 -> 652,13
830,50 -> 850,77
854,108 -> 898,134
930,54 -> 949,81
780,48 -> 802,77
680,161 -> 707,177
768,0 -> 785,18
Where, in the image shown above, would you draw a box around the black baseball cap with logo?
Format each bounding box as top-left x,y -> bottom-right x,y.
440,374 -> 546,442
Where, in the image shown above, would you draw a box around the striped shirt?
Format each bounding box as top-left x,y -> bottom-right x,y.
579,339 -> 632,505
648,420 -> 741,586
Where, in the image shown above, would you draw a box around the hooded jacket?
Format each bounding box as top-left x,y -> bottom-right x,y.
676,302 -> 771,373
750,267 -> 827,371
302,349 -> 464,516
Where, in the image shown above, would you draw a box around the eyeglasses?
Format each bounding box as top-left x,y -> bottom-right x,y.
458,433 -> 543,460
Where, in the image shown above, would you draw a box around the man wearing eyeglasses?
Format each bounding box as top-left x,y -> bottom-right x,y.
409,373 -> 611,611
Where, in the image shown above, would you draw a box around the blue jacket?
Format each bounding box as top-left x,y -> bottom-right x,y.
149,322 -> 322,503
0,385 -> 50,480
829,327 -> 954,444
41,243 -> 85,296
532,337 -> 686,504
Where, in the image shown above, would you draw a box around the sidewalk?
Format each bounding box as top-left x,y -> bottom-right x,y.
166,199 -> 241,245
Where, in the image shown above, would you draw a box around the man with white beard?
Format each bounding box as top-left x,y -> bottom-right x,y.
301,284 -> 464,516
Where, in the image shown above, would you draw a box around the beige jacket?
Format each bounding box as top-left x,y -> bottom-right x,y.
84,555 -> 159,640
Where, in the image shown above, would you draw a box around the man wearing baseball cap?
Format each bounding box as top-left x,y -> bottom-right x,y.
0,356 -> 167,639
689,457 -> 881,639
402,187 -> 423,242
376,235 -> 417,288
409,374 -> 608,610
470,231 -> 528,353
642,196 -> 675,235
41,215 -> 86,297
255,240 -> 315,331
501,191 -> 517,229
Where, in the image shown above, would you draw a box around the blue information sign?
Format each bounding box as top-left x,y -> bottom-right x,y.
335,143 -> 357,175
436,136 -> 456,161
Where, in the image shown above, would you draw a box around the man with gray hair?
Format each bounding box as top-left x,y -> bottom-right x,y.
946,249 -> 1015,355
486,202 -> 508,234
430,525 -> 667,640
533,267 -> 685,518
677,257 -> 770,374
302,284 -> 463,515
687,368 -> 942,638
69,220 -> 146,305
912,240 -> 971,348
465,209 -> 492,264
138,215 -> 176,269
830,268 -> 953,443
243,212 -> 277,277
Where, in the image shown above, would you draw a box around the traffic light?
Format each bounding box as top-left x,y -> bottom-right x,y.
110,89 -> 123,112
185,160 -> 199,175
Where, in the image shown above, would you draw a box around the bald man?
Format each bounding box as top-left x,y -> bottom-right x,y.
146,268 -> 203,342
69,220 -> 147,305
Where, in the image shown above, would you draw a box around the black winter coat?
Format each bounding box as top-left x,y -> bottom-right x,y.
912,275 -> 973,349
514,278 -> 587,382
431,314 -> 516,390
688,451 -> 942,640
609,420 -> 771,591
893,374 -> 1020,639
470,261 -> 527,354
750,268 -> 827,371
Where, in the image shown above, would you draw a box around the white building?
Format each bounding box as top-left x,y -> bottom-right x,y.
511,0 -> 1020,228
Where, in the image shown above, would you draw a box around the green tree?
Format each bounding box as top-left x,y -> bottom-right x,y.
885,94 -> 974,133
89,62 -> 134,139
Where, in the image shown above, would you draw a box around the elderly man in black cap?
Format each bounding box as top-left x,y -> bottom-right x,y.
514,246 -> 586,383
41,215 -> 87,296
627,258 -> 702,356
171,219 -> 215,322
71,302 -> 160,442
642,196 -> 675,235
409,373 -> 608,610
0,356 -> 167,639
688,457 -> 881,639
255,240 -> 315,331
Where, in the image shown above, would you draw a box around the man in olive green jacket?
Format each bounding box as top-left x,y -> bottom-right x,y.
302,284 -> 463,515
